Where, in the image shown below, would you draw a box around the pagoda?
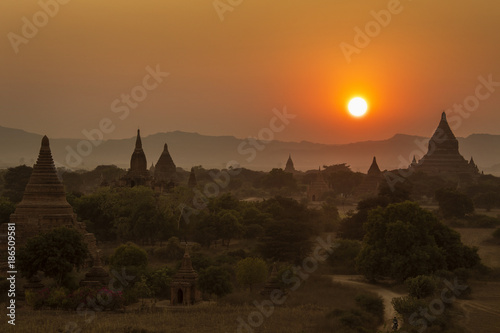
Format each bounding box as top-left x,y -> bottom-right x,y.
284,154 -> 296,174
355,156 -> 384,196
412,112 -> 479,176
120,129 -> 152,187
170,247 -> 201,305
154,143 -> 176,182
7,136 -> 98,261
307,167 -> 329,201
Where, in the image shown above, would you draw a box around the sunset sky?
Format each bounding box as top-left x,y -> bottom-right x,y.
1,0 -> 499,144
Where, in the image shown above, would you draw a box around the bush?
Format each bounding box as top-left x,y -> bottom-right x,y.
354,293 -> 384,324
25,288 -> 50,310
25,286 -> 124,310
70,286 -> 124,310
145,267 -> 174,300
328,239 -> 361,273
198,266 -> 233,298
392,296 -> 427,319
405,275 -> 437,299
493,228 -> 500,244
243,224 -> 264,239
46,287 -> 70,309
110,242 -> 148,282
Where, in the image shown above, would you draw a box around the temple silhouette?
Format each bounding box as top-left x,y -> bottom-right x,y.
410,112 -> 479,176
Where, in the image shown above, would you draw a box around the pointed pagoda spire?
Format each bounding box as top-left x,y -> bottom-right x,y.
429,111 -> 457,151
154,143 -> 176,181
284,153 -> 295,173
260,263 -> 283,296
174,245 -> 198,279
129,129 -> 148,173
14,136 -> 74,214
367,156 -> 381,177
135,129 -> 142,149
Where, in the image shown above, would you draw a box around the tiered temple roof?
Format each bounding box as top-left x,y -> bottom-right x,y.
7,136 -> 98,261
356,156 -> 384,196
170,246 -> 201,305
308,167 -> 329,201
284,154 -> 296,173
154,143 -> 177,182
412,112 -> 479,176
120,129 -> 152,187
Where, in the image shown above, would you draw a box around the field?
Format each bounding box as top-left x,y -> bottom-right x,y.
0,274 -> 393,333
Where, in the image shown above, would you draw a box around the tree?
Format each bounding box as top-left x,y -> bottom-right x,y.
435,188 -> 474,218
2,165 -> 32,203
258,197 -> 314,263
0,197 -> 15,225
198,266 -> 233,298
109,242 -> 148,280
356,201 -> 480,282
338,196 -> 389,240
216,210 -> 242,247
405,275 -> 437,299
18,227 -> 89,286
235,257 -> 267,291
261,168 -> 297,189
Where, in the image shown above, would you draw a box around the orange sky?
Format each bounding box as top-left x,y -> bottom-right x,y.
1,0 -> 500,144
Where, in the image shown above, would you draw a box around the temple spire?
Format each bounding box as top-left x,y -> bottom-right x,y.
441,111 -> 447,121
135,129 -> 142,149
367,156 -> 381,176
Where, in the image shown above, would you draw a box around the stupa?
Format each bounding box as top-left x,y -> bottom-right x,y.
307,167 -> 330,201
7,136 -> 98,261
170,247 -> 201,305
356,156 -> 384,196
154,143 -> 176,182
412,112 -> 479,176
120,129 -> 152,187
284,154 -> 296,174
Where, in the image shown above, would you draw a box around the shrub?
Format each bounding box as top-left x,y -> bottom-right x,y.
405,275 -> 438,299
109,242 -> 148,282
25,288 -> 49,310
46,287 -> 70,309
328,239 -> 361,273
493,228 -> 500,244
354,293 -> 384,323
392,296 -> 427,319
145,267 -> 174,300
69,286 -> 124,311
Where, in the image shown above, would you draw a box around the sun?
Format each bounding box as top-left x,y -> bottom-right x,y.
348,97 -> 368,117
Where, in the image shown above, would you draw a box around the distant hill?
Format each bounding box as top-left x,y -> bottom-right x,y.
1,126 -> 500,176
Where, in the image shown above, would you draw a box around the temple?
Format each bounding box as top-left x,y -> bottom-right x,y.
284,154 -> 296,174
356,156 -> 384,196
6,136 -> 98,263
411,112 -> 479,176
307,167 -> 329,201
120,129 -> 152,187
170,247 -> 201,305
154,143 -> 176,181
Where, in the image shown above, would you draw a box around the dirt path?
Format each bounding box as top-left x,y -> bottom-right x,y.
331,275 -> 405,329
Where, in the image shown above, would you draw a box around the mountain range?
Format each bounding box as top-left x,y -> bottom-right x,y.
1,126 -> 500,176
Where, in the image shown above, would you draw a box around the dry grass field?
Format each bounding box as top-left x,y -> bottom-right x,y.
0,274 -> 393,333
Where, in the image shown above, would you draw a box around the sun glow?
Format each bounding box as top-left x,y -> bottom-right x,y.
348,97 -> 368,117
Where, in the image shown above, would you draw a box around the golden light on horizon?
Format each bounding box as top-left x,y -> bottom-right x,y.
347,97 -> 368,117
